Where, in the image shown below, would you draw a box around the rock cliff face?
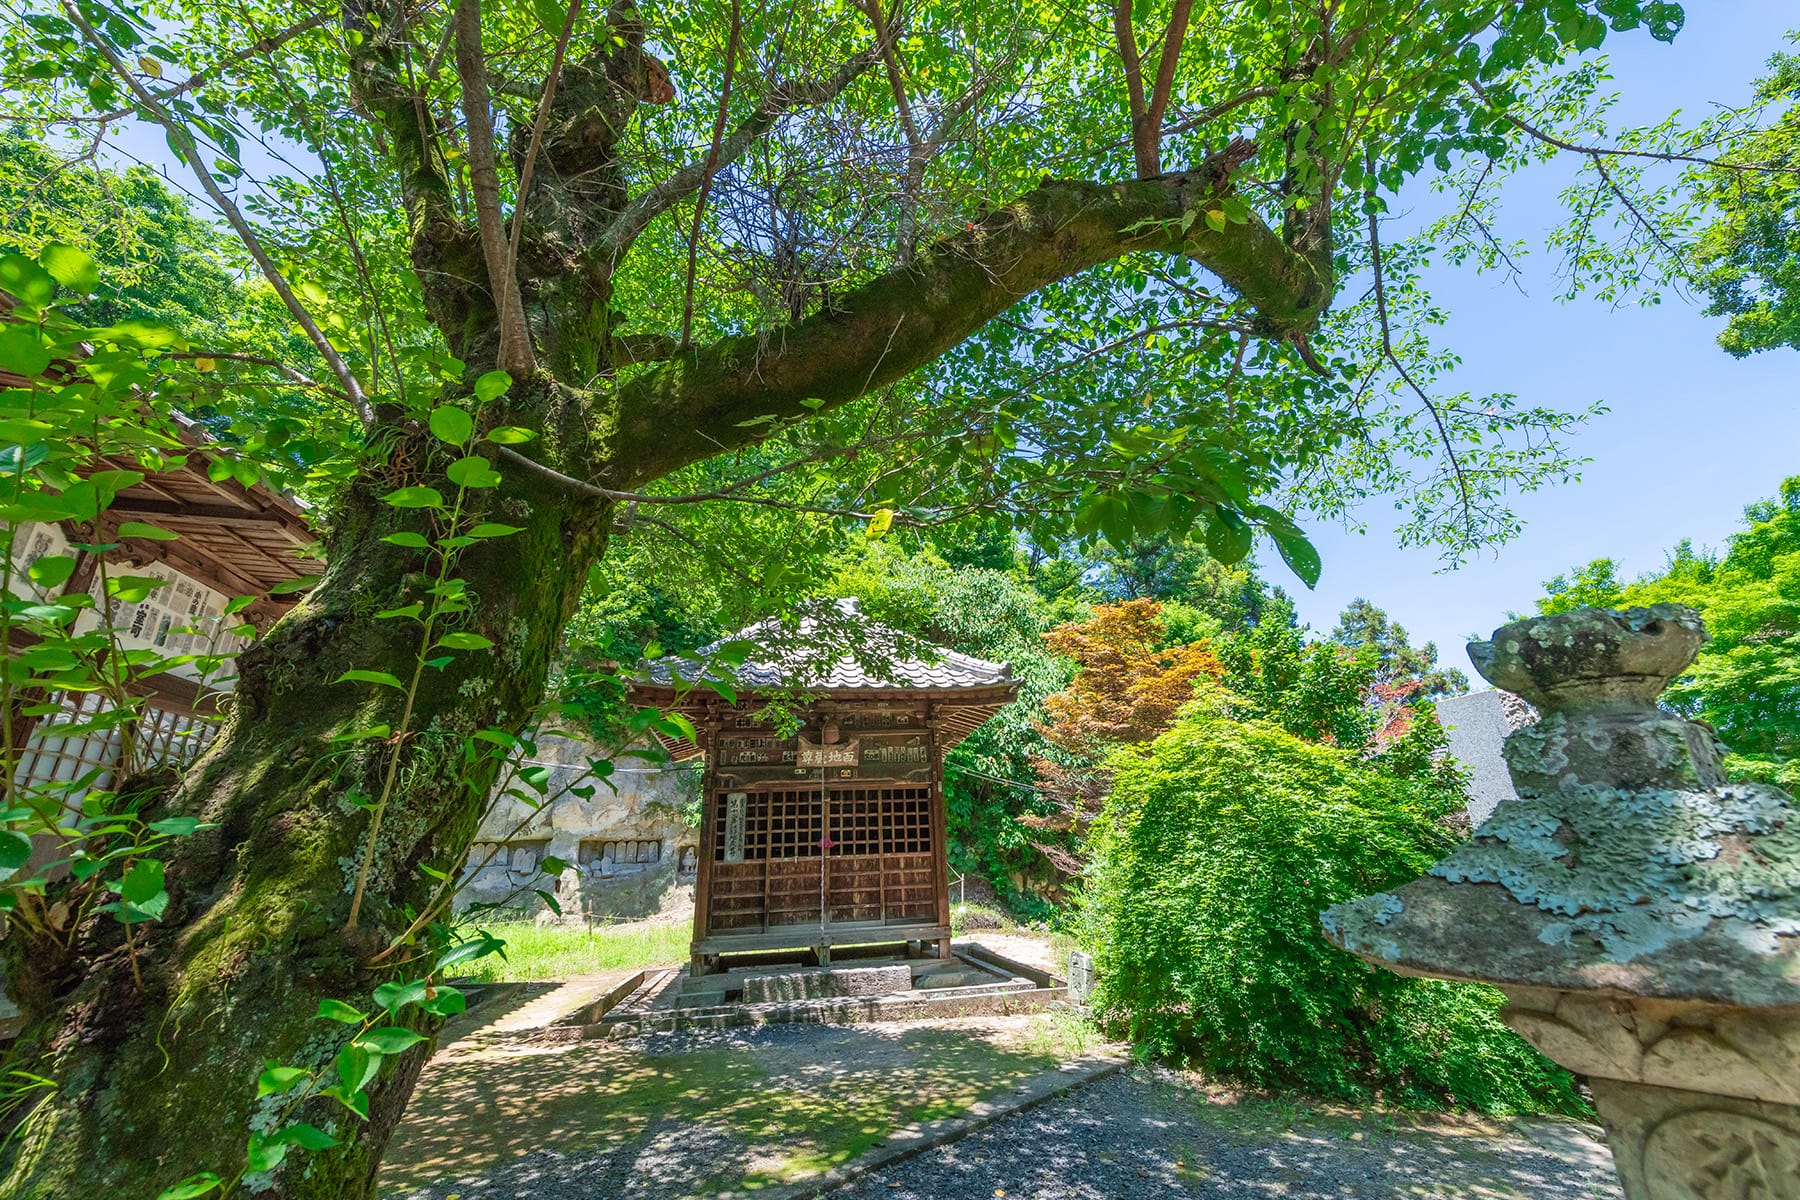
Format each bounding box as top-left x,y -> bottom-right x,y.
456,728 -> 702,921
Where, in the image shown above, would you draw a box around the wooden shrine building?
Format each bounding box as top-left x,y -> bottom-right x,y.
629,601 -> 1017,974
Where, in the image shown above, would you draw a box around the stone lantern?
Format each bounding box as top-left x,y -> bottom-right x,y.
1322,605 -> 1800,1199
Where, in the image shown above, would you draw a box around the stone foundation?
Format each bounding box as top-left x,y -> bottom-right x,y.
740,965 -> 915,1003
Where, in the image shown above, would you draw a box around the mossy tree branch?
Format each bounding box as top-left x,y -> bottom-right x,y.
603,146 -> 1331,489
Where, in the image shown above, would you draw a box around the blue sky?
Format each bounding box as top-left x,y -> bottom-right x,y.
1286,2 -> 1800,679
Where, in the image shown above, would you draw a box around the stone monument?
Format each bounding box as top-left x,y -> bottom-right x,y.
1322,605 -> 1800,1199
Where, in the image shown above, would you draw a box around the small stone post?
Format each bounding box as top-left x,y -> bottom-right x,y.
1322,606 -> 1800,1199
1067,950 -> 1096,1004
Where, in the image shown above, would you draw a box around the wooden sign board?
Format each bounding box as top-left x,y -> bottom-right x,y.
712,713 -> 933,786
723,792 -> 747,863
796,737 -> 860,768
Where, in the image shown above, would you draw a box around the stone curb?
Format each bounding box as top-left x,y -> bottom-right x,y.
710,1052 -> 1130,1200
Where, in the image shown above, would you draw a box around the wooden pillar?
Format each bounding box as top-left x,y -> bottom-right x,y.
690,710 -> 721,977
927,701 -> 952,960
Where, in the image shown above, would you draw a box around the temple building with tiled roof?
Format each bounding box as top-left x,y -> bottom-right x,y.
629,599 -> 1019,973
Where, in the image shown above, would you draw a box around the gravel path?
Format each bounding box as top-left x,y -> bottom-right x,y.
829,1068 -> 1622,1200
388,970 -> 1624,1200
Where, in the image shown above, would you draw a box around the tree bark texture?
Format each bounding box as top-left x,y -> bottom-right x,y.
1,448 -> 610,1198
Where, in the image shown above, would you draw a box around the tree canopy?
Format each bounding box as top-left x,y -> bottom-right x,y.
3,0 -> 1714,572
1690,39 -> 1800,356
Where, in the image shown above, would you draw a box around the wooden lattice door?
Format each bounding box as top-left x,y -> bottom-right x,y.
708,784 -> 939,936
826,786 -> 936,926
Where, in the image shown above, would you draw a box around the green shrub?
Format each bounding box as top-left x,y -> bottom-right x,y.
1076,710 -> 1585,1115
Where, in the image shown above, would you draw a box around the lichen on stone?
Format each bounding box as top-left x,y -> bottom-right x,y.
1326,606 -> 1800,987
1424,777 -> 1800,961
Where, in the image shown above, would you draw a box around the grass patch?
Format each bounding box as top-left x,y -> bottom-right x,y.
452,919 -> 690,982
384,1023 -> 1075,1195
1021,1006 -> 1100,1061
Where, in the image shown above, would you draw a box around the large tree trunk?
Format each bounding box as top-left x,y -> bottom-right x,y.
0,443 -> 611,1199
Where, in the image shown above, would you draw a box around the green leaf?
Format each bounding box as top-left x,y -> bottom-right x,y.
156,1175 -> 223,1200
1098,495 -> 1133,549
269,574 -> 320,596
256,1064 -> 309,1097
1270,525 -> 1322,589
105,575 -> 166,603
435,934 -> 505,973
380,532 -> 430,549
273,1122 -> 338,1151
445,456 -> 501,489
384,486 -> 445,509
420,987 -> 467,1017
663,711 -> 698,744
25,555 -> 76,590
484,426 -> 536,445
40,243 -> 100,294
0,326 -> 52,377
540,855 -> 569,875
375,604 -> 424,620
334,670 -> 405,689
315,998 -> 366,1024
246,1130 -> 289,1174
88,468 -> 144,505
435,631 -> 493,651
355,1026 -> 427,1055
117,521 -> 180,542
473,370 -> 512,402
428,406 -> 474,446
1205,508 -> 1253,565
146,816 -> 202,837
531,0 -> 569,36
320,1082 -> 371,1120
466,523 -> 524,538
335,1043 -> 380,1092
118,858 -> 165,906
0,830 -> 31,877
373,978 -> 429,1014
0,252 -> 56,307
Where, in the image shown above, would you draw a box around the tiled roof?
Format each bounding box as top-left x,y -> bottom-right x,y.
639,598 -> 1014,693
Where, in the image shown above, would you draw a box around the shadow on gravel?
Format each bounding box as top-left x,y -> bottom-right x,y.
829,1067 -> 1622,1200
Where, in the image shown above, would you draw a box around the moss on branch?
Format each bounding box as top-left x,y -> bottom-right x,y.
601,146 -> 1330,488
